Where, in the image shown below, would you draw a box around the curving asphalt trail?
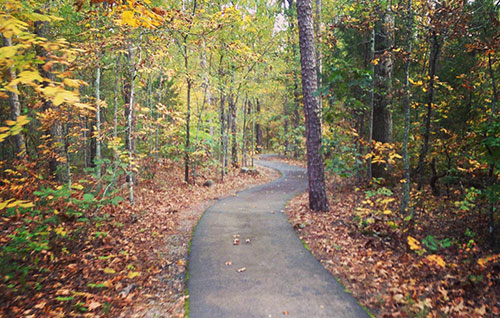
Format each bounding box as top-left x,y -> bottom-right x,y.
187,157 -> 369,318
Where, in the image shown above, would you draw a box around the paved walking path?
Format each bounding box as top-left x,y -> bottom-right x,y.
187,157 -> 369,318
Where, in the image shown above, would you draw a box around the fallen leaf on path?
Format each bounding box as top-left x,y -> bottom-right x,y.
88,301 -> 101,311
33,301 -> 46,309
127,271 -> 141,279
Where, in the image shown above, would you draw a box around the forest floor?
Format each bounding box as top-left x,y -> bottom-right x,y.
0,160 -> 278,318
281,159 -> 500,318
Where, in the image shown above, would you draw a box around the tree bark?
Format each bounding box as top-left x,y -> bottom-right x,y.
417,31 -> 440,190
297,0 -> 329,211
95,62 -> 102,180
372,12 -> 394,179
220,90 -> 226,180
293,77 -> 301,158
314,0 -> 322,110
255,98 -> 262,151
486,51 -> 498,248
251,98 -> 256,166
4,37 -> 26,157
401,0 -> 413,215
283,95 -> 289,156
34,9 -> 67,182
127,41 -> 139,204
366,27 -> 375,181
230,94 -> 238,166
184,35 -> 191,184
113,52 -> 121,154
242,95 -> 248,167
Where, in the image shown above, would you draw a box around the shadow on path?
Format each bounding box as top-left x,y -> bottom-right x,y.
187,157 -> 369,318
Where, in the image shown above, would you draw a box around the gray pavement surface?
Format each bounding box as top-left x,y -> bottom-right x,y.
187,157 -> 369,318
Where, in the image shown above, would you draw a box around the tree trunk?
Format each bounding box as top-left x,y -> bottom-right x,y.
293,78 -> 301,158
314,0 -> 322,110
113,52 -> 121,156
417,31 -> 440,190
297,0 -> 329,212
366,27 -> 375,181
251,97 -> 256,166
486,51 -> 498,248
95,63 -> 102,180
4,37 -> 26,157
35,10 -> 67,182
401,0 -> 413,215
372,12 -> 394,179
193,77 -> 209,181
184,36 -> 191,184
242,95 -> 248,167
230,94 -> 238,166
220,91 -> 226,180
255,98 -> 262,151
283,95 -> 289,156
155,76 -> 163,159
127,41 -> 138,204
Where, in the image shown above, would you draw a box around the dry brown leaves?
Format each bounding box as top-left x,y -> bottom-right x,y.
284,179 -> 499,318
0,160 -> 278,318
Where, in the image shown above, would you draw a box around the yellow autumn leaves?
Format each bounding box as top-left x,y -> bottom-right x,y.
407,236 -> 446,268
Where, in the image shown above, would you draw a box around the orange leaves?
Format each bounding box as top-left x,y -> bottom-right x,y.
152,7 -> 167,17
0,115 -> 30,143
0,199 -> 34,210
114,1 -> 165,29
407,236 -> 422,251
423,254 -> 446,269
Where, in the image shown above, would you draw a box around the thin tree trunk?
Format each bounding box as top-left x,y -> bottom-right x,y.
193,78 -> 209,181
417,31 -> 440,190
95,62 -> 102,180
251,97 -> 256,166
113,53 -> 121,150
225,94 -> 231,168
486,52 -> 498,248
372,12 -> 394,179
155,76 -> 163,159
297,0 -> 329,211
366,27 -> 375,181
127,41 -> 138,204
283,95 -> 289,156
293,78 -> 301,158
35,9 -> 67,182
220,91 -> 226,180
401,0 -> 413,215
255,98 -> 262,151
4,37 -> 26,157
230,94 -> 238,166
147,74 -> 153,153
242,95 -> 248,167
184,36 -> 191,184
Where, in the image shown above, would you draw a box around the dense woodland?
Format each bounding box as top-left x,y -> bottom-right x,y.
0,0 -> 499,316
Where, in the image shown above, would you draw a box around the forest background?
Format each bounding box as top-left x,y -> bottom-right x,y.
0,0 -> 499,316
